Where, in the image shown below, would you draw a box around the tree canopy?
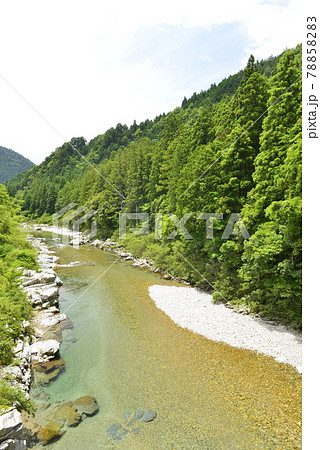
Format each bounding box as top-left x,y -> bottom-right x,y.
6,44 -> 302,327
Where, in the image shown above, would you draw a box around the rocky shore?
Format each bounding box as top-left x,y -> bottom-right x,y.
23,223 -> 181,279
0,234 -> 98,448
24,224 -> 302,373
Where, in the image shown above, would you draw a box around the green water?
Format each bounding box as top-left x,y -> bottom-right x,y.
33,234 -> 301,449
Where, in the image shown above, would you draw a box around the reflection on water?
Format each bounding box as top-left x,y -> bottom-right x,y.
32,233 -> 302,449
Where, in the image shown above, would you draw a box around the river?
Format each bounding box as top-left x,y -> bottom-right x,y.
32,232 -> 301,449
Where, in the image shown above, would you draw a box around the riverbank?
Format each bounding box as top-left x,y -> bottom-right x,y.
149,285 -> 302,372
0,235 -> 64,449
26,224 -> 302,374
16,225 -> 302,448
0,233 -> 99,448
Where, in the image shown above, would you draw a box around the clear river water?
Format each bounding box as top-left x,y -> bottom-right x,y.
32,232 -> 301,449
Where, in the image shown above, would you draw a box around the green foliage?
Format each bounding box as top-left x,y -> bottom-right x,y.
0,146 -> 34,183
0,184 -> 36,365
6,45 -> 302,328
0,380 -> 36,414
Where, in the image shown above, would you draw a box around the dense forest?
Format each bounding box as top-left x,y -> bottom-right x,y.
6,44 -> 302,328
0,146 -> 34,183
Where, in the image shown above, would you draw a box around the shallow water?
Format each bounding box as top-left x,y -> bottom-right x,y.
33,234 -> 301,449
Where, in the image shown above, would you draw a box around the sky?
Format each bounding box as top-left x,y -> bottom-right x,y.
0,0 -> 302,164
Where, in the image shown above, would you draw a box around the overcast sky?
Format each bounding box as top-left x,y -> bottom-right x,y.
0,0 -> 301,164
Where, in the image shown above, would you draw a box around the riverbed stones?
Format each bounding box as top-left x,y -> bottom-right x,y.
21,270 -> 57,287
72,396 -> 99,416
107,423 -> 128,440
35,396 -> 99,444
107,409 -> 157,441
140,410 -> 157,423
0,233 -> 80,449
32,357 -> 65,386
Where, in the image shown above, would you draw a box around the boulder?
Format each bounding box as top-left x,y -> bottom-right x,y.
22,269 -> 37,278
21,270 -> 57,287
36,396 -> 99,444
29,340 -> 60,362
49,403 -> 81,427
38,313 -> 67,328
37,422 -> 62,444
0,439 -> 26,449
55,276 -> 63,286
26,292 -> 42,307
140,410 -> 157,423
32,358 -> 65,386
0,409 -> 23,443
38,271 -> 56,284
40,286 -> 59,301
72,396 -> 99,417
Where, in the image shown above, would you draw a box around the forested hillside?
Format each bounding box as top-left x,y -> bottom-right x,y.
0,146 -> 34,183
7,45 -> 302,328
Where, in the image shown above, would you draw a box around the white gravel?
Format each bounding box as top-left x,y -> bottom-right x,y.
149,285 -> 302,373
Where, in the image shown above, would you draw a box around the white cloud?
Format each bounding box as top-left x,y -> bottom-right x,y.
0,0 -> 301,163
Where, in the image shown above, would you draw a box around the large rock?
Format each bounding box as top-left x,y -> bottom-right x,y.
26,292 -> 42,307
2,367 -> 23,382
0,409 -> 23,443
0,439 -> 26,449
72,396 -> 99,417
38,313 -> 67,328
48,402 -> 81,427
22,269 -> 37,278
34,314 -> 73,342
40,286 -> 59,301
32,358 -> 65,386
36,396 -> 99,444
37,421 -> 63,444
29,340 -> 60,362
38,271 -> 57,284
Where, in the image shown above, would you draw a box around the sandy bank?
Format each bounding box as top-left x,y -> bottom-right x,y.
149,285 -> 302,373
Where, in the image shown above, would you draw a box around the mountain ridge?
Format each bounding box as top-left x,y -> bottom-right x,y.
0,146 -> 35,183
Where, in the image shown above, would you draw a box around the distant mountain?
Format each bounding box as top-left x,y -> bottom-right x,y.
0,146 -> 35,183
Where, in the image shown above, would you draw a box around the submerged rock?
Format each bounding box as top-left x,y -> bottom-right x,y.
72,396 -> 99,417
140,410 -> 157,423
34,396 -> 99,445
107,423 -> 128,440
32,357 -> 65,386
107,409 -> 157,441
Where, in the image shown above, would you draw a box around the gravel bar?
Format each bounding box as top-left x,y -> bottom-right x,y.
149,285 -> 302,373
